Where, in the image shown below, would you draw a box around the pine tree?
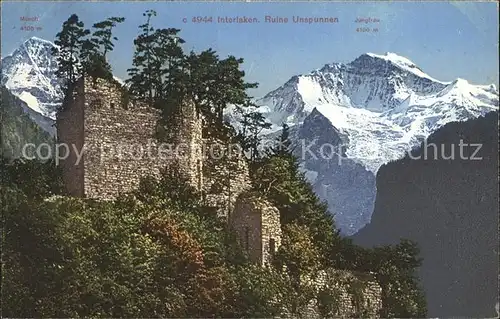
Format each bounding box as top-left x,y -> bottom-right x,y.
252,127 -> 340,266
151,27 -> 185,104
52,14 -> 89,101
91,17 -> 125,58
182,49 -> 258,134
126,10 -> 157,105
184,48 -> 219,116
81,17 -> 125,80
268,123 -> 293,157
235,103 -> 272,163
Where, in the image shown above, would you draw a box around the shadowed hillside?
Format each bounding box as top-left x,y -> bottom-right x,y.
1,86 -> 54,159
352,111 -> 499,318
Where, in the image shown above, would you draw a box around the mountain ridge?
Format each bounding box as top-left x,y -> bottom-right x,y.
254,50 -> 497,234
2,36 -> 498,234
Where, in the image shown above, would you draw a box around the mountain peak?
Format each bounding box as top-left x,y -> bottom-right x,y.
351,52 -> 446,84
365,52 -> 418,68
24,36 -> 53,45
22,37 -> 57,55
1,36 -> 62,122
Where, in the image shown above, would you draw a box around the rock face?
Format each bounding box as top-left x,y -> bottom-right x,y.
1,37 -> 62,134
1,86 -> 53,159
352,111 -> 499,317
295,108 -> 376,233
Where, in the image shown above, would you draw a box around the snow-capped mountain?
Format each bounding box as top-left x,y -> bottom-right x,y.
1,37 -> 126,136
1,37 -> 63,135
256,52 -> 498,234
258,52 -> 498,172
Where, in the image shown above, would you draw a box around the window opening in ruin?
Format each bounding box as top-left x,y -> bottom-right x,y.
269,238 -> 276,257
244,226 -> 250,251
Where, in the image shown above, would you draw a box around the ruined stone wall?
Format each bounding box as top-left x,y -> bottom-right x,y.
164,98 -> 203,191
299,269 -> 382,318
83,77 -> 164,199
56,78 -> 85,197
230,193 -> 281,266
202,137 -> 252,218
57,76 -> 204,200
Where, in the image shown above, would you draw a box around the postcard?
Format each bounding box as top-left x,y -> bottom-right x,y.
1,1 -> 498,318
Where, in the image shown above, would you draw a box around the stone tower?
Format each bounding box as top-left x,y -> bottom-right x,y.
229,193 -> 282,267
56,76 -> 203,199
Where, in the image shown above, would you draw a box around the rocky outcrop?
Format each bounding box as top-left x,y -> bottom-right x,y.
295,109 -> 376,235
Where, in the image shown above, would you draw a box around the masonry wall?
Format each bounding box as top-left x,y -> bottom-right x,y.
57,76 -> 204,200
164,98 -> 203,191
82,77 -> 164,199
230,193 -> 281,266
203,138 -> 252,218
301,269 -> 383,318
56,78 -> 85,197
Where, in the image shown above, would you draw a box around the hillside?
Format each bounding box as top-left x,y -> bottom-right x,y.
352,111 -> 499,317
1,85 -> 54,159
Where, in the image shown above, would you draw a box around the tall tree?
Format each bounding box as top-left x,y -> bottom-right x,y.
235,103 -> 271,163
80,16 -> 125,80
151,28 -> 185,104
126,10 -> 157,106
91,17 -> 125,58
267,122 -> 293,157
182,49 -> 258,134
252,129 -> 340,266
51,14 -> 89,101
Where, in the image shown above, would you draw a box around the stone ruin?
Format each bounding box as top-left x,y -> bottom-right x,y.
56,75 -> 382,317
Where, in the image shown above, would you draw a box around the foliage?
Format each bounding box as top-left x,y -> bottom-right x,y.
1,162 -> 291,317
369,240 -> 428,318
126,10 -> 185,107
80,16 -> 125,81
274,223 -> 321,316
51,14 -> 89,99
0,157 -> 63,198
235,102 -> 272,162
52,14 -> 124,111
182,49 -> 258,131
251,123 -> 427,317
334,237 -> 428,317
252,127 -> 340,265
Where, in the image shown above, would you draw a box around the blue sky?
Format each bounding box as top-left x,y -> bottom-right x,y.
1,1 -> 498,97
